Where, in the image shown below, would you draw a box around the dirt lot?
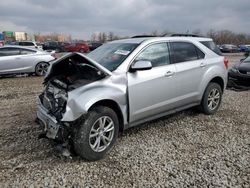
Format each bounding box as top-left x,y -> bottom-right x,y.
0,54 -> 249,187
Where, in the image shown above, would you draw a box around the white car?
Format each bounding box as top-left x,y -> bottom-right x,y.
15,41 -> 43,50
0,46 -> 55,76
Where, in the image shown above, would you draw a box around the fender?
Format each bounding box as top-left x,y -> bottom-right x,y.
61,74 -> 128,124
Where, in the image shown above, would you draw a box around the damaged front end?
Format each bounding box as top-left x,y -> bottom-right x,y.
36,52 -> 111,141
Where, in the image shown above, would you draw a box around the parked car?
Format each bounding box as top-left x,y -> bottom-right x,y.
228,55 -> 250,86
238,44 -> 250,52
245,45 -> 250,51
220,44 -> 239,53
64,42 -> 89,53
0,46 -> 55,76
42,41 -> 65,52
88,42 -> 103,51
36,36 -> 228,161
14,41 -> 43,50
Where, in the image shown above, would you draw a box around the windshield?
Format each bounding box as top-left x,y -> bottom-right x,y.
243,56 -> 250,63
87,42 -> 139,71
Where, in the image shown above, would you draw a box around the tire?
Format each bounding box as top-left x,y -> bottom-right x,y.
73,106 -> 119,161
200,82 -> 222,115
35,62 -> 49,76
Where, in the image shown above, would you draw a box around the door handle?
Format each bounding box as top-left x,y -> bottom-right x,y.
200,62 -> 206,67
164,71 -> 175,77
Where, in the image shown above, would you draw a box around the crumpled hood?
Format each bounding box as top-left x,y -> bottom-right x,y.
45,52 -> 112,82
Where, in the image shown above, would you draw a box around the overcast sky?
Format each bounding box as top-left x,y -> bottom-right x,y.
0,0 -> 249,39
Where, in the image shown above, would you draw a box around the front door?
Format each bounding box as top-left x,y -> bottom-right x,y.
127,42 -> 178,123
0,47 -> 21,73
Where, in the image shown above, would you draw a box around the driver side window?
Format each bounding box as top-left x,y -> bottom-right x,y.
135,43 -> 170,67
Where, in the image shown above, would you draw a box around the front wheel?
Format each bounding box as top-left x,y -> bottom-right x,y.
35,62 -> 49,76
73,106 -> 119,161
200,82 -> 222,115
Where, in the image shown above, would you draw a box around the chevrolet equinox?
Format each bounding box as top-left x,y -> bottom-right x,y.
37,36 -> 228,160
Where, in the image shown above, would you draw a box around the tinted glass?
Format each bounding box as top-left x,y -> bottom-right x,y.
0,48 -> 20,56
20,49 -> 36,55
201,41 -> 222,55
196,47 -> 205,59
135,43 -> 170,67
20,42 -> 34,46
87,43 -> 139,71
171,42 -> 199,63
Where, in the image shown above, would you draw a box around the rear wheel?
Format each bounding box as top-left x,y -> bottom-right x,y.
73,106 -> 119,161
35,62 -> 49,76
79,48 -> 84,53
200,82 -> 222,115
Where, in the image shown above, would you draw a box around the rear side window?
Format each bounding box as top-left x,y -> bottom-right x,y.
201,41 -> 222,55
170,42 -> 205,63
20,49 -> 36,55
0,48 -> 20,56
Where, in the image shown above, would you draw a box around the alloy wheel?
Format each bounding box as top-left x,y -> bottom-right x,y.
36,62 -> 49,76
89,116 -> 115,152
207,88 -> 220,110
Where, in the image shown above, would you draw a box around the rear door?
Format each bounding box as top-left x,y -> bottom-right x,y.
17,49 -> 38,71
127,42 -> 178,123
169,41 -> 206,106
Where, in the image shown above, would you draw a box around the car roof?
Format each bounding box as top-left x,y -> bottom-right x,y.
17,41 -> 36,43
0,45 -> 40,51
110,36 -> 213,44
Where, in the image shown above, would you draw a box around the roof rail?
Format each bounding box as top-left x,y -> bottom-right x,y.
131,35 -> 156,38
170,33 -> 203,37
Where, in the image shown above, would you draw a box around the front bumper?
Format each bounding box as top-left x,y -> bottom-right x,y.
228,71 -> 250,86
36,97 -> 60,139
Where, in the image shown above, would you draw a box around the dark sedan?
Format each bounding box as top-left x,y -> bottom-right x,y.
88,42 -> 103,51
220,44 -> 239,53
228,56 -> 250,86
42,41 -> 65,52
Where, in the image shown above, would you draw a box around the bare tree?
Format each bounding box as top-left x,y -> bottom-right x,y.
108,32 -> 114,41
91,33 -> 97,41
192,29 -> 202,36
151,30 -> 159,36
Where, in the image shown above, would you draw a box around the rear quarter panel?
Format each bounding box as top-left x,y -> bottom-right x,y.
198,56 -> 227,100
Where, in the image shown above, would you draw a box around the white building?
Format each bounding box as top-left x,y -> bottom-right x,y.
15,32 -> 27,41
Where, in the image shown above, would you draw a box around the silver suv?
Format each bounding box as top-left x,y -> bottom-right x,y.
37,36 -> 228,160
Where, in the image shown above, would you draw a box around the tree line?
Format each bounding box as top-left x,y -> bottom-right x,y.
91,30 -> 250,45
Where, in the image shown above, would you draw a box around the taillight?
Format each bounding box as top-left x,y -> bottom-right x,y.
224,57 -> 229,69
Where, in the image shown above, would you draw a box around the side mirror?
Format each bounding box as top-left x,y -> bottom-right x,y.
130,60 -> 152,71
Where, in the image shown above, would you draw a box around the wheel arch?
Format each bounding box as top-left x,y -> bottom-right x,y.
88,99 -> 125,132
209,76 -> 225,92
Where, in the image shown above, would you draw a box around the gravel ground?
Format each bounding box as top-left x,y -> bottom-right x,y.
0,54 -> 249,187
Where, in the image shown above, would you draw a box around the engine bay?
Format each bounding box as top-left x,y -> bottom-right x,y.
40,53 -> 107,120
45,53 -> 106,91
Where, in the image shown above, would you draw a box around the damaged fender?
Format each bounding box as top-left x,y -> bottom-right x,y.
61,74 -> 128,126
